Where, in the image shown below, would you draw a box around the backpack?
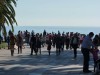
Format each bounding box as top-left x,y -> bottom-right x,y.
72,37 -> 78,44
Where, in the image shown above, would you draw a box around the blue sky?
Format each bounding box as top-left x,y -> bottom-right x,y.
15,0 -> 100,27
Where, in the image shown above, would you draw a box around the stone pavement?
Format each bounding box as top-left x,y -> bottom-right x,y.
0,45 -> 96,75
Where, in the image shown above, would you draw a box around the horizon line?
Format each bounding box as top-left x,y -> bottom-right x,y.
6,25 -> 100,28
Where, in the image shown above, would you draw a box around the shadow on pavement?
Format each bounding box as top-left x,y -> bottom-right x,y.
0,49 -> 95,75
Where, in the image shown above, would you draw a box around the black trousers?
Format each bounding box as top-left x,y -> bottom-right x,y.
66,43 -> 69,50
72,44 -> 78,58
31,46 -> 37,54
18,46 -> 22,54
74,48 -> 77,58
81,48 -> 90,72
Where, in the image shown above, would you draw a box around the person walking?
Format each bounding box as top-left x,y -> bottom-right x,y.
47,38 -> 52,56
36,36 -> 41,55
17,34 -> 23,54
81,32 -> 94,73
71,33 -> 79,59
65,33 -> 70,50
61,33 -> 65,51
9,32 -> 16,56
55,34 -> 62,56
30,34 -> 36,55
7,35 -> 10,49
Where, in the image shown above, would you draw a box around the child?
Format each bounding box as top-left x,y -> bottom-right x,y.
90,46 -> 99,72
91,47 -> 99,63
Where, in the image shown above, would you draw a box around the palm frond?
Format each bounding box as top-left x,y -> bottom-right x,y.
0,0 -> 18,35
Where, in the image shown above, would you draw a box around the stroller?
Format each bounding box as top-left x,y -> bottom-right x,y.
94,59 -> 100,75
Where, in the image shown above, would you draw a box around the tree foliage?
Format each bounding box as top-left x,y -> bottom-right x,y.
0,0 -> 17,35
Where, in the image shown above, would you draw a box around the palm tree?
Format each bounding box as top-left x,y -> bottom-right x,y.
0,0 -> 17,36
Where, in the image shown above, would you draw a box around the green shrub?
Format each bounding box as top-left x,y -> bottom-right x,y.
0,42 -> 7,49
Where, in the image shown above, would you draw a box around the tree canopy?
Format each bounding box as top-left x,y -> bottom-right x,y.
0,0 -> 17,35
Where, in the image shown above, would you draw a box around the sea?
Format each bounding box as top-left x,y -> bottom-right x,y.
6,26 -> 100,35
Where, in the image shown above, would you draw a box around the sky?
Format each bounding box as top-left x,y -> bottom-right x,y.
14,0 -> 100,27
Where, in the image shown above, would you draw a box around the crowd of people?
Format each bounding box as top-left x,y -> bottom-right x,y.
1,30 -> 100,73
6,30 -> 86,56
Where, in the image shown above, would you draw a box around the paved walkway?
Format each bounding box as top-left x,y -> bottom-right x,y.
0,45 -> 96,75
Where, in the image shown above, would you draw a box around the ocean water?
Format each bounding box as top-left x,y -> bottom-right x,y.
6,26 -> 100,35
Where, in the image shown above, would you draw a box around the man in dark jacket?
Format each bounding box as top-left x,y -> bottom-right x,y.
30,34 -> 36,55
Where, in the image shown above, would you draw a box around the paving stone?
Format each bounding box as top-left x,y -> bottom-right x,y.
29,73 -> 41,75
0,46 -> 96,75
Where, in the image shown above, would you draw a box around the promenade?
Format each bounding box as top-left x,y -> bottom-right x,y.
0,45 -> 95,75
